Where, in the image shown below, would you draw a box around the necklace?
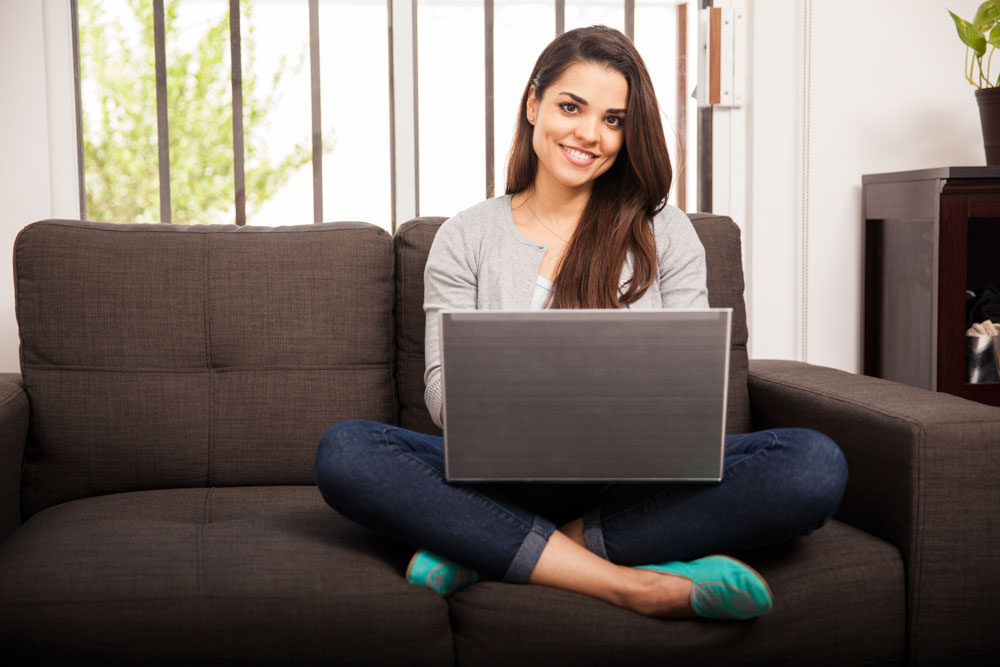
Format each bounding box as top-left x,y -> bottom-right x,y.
525,197 -> 575,244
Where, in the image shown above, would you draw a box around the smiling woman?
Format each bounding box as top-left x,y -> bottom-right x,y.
313,24 -> 849,623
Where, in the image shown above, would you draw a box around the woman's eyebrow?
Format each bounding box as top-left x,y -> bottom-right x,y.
558,91 -> 626,114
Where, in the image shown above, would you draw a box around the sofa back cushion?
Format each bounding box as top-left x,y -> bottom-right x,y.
394,213 -> 751,436
15,220 -> 396,518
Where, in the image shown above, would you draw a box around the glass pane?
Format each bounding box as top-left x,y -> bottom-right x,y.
78,0 -> 160,222
418,0 -> 486,218
493,1 -> 554,197
635,0 -> 685,209
564,0 -> 624,34
165,0 -> 235,224
319,0 -> 392,230
238,0 -> 314,227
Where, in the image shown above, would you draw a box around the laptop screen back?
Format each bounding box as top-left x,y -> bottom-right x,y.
440,309 -> 731,482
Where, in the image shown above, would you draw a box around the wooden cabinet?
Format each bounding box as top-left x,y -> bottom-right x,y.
863,167 -> 1000,407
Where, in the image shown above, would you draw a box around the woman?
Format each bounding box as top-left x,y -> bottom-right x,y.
314,25 -> 848,621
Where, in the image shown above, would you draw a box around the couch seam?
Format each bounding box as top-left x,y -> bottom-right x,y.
204,235 -> 215,488
22,220 -> 388,236
396,233 -> 409,424
199,487 -> 213,598
20,364 -> 392,373
0,388 -> 26,410
775,556 -> 903,587
0,590 -> 429,606
748,372 -> 1000,428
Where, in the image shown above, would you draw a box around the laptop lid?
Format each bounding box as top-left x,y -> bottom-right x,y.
440,308 -> 731,482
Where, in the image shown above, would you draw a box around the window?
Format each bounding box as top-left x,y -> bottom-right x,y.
74,0 -> 695,231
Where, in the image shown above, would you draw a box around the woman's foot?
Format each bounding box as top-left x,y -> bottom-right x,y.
634,555 -> 774,620
406,549 -> 478,597
622,567 -> 697,618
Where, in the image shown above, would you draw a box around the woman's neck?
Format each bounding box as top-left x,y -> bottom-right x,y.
522,176 -> 592,226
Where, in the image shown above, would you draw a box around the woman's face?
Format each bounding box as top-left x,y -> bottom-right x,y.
526,61 -> 628,196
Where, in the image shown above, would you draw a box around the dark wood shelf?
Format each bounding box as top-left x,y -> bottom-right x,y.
863,167 -> 1000,407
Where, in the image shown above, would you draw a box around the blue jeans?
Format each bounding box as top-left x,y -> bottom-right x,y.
314,421 -> 848,584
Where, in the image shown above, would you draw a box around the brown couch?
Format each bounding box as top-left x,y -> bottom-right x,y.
0,216 -> 997,665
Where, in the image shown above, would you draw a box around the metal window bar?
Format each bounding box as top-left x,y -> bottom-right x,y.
412,0 -> 420,219
676,1 -> 687,212
71,0 -> 692,229
153,0 -> 172,223
229,0 -> 246,226
71,0 -> 86,219
388,0 -> 398,231
698,0 -> 712,212
309,0 -> 323,223
485,0 -> 494,199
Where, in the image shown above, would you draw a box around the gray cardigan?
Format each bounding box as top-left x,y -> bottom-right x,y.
422,194 -> 710,428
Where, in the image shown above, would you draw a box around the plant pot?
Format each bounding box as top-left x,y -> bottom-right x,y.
975,87 -> 1000,165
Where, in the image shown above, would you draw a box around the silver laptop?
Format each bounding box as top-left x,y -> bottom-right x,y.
440,308 -> 732,482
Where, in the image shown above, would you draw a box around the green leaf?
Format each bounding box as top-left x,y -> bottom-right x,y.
988,22 -> 1000,48
951,10 -> 987,55
973,0 -> 1000,31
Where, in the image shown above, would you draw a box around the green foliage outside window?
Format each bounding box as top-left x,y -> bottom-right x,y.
79,0 -> 329,224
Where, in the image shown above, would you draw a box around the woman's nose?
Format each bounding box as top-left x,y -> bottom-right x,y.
574,116 -> 600,144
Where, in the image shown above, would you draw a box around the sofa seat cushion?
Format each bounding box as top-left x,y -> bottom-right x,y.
447,520 -> 903,666
0,486 -> 452,666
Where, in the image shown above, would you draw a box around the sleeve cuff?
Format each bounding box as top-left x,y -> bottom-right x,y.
424,377 -> 443,429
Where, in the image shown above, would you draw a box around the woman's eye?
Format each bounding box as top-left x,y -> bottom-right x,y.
606,116 -> 623,128
559,102 -> 578,113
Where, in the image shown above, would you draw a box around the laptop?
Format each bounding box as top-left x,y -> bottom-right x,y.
439,308 -> 732,482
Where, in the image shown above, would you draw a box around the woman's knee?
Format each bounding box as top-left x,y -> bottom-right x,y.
314,419 -> 380,495
776,427 -> 849,522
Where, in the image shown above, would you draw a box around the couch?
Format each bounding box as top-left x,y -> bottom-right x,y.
0,215 -> 997,665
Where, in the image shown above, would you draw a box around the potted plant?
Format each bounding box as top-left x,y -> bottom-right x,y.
950,1 -> 1000,163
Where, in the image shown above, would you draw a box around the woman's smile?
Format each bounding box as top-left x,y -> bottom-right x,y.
560,145 -> 598,166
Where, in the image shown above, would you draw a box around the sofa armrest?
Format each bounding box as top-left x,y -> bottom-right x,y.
748,359 -> 1000,663
0,373 -> 27,544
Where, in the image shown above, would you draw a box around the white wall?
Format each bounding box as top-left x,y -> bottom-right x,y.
0,1 -> 78,372
747,0 -> 985,371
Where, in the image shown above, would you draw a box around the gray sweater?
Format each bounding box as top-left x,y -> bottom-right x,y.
423,194 -> 710,428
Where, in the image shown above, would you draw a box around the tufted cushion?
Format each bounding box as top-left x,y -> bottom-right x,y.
14,220 -> 397,518
0,486 -> 453,664
393,213 -> 752,435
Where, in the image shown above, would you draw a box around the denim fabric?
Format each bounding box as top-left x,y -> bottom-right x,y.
314,421 -> 847,583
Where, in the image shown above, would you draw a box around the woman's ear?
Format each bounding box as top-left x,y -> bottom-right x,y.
526,86 -> 538,125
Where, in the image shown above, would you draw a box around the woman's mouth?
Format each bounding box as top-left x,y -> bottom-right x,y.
560,145 -> 597,166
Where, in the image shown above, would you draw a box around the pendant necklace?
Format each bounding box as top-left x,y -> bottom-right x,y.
526,197 -> 574,244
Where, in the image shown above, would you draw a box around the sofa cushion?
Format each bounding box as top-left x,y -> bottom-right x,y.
394,217 -> 448,435
393,213 -> 752,435
446,520 -> 903,666
14,220 -> 397,518
690,213 -> 751,434
0,486 -> 453,665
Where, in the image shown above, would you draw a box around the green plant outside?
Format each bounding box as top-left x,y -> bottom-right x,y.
950,0 -> 1000,88
79,0 -> 331,224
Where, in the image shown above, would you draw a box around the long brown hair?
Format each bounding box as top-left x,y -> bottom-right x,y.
506,25 -> 672,308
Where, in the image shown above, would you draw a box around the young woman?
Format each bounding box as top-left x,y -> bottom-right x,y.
314,25 -> 848,621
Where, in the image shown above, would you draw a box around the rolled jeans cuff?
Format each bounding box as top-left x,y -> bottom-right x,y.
502,515 -> 557,584
582,506 -> 608,560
